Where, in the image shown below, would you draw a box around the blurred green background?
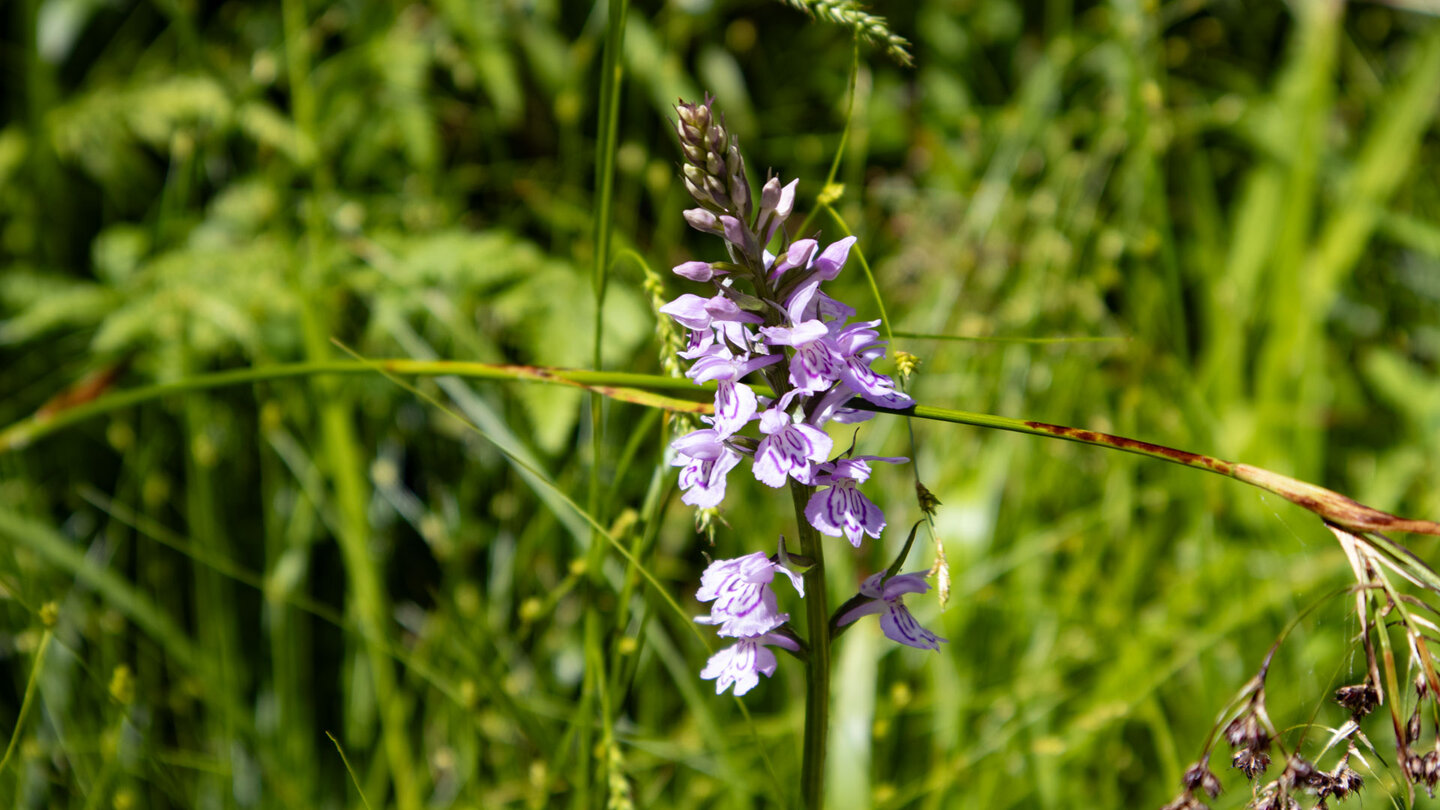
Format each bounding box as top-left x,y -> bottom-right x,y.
2,0 -> 1440,807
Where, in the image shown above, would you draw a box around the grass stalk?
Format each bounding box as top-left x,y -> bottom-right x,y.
281,0 -> 419,804
580,0 -> 629,799
11,361 -> 1440,538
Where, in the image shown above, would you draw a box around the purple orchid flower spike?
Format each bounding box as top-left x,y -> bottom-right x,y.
700,633 -> 800,696
805,456 -> 907,546
694,551 -> 804,637
671,426 -> 745,509
752,394 -> 833,487
837,571 -> 946,651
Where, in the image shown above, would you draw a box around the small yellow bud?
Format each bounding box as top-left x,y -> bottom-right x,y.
39,601 -> 59,628
109,664 -> 135,706
891,682 -> 913,709
893,351 -> 920,386
458,679 -> 478,709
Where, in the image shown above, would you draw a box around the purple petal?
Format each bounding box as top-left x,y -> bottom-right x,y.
880,572 -> 932,599
703,295 -> 764,325
751,436 -> 794,488
759,319 -> 828,347
858,571 -> 887,599
788,341 -> 843,392
671,428 -> 723,461
879,602 -> 945,651
696,637 -> 766,694
805,484 -> 882,547
697,574 -> 786,637
754,631 -> 801,652
678,447 -> 741,509
811,236 -> 857,281
696,552 -> 772,601
700,639 -> 777,696
659,294 -> 713,330
839,357 -> 913,409
835,600 -> 885,627
712,381 -> 757,438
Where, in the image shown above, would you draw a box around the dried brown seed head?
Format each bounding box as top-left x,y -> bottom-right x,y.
1333,683 -> 1378,717
1233,747 -> 1271,780
1182,761 -> 1222,799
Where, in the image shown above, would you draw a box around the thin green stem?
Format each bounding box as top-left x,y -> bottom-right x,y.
0,627 -> 50,778
791,481 -> 830,810
282,0 -> 418,802
581,0 -> 627,790
10,361 -> 1440,540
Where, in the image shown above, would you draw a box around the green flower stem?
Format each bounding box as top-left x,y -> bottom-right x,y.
790,480 -> 830,810
9,361 -> 1440,541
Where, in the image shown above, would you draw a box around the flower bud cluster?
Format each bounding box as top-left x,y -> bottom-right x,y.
666,97 -> 943,696
675,97 -> 751,222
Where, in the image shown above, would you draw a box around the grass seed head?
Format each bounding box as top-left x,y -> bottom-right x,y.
1333,682 -> 1378,718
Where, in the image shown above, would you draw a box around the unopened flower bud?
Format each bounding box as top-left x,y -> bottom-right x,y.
684,208 -> 723,235
756,177 -> 799,243
672,261 -> 720,282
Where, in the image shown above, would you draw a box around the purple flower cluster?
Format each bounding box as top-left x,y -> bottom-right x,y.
694,550 -> 803,696
661,229 -> 913,519
667,97 -> 944,696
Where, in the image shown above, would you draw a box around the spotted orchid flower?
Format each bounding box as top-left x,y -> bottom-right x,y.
837,571 -> 946,651
805,456 -> 906,546
700,633 -> 800,696
694,551 -> 805,637
752,394 -> 833,487
687,349 -> 782,438
671,426 -> 745,509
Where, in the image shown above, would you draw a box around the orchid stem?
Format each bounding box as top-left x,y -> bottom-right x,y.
791,480 -> 830,810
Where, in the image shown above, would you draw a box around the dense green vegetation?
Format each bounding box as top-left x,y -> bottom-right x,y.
3,0 -> 1440,807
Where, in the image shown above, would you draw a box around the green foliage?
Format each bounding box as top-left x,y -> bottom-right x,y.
1,0 -> 1439,808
